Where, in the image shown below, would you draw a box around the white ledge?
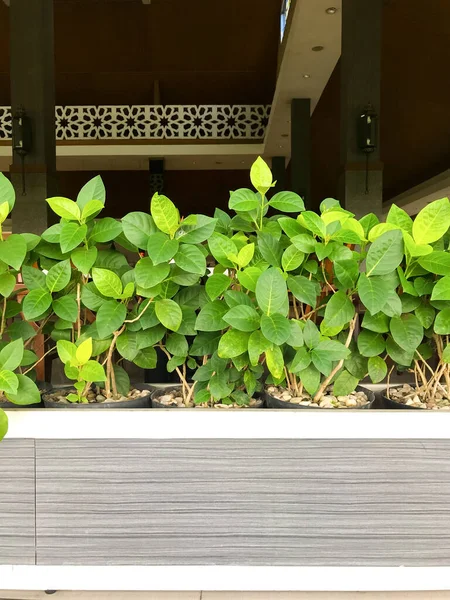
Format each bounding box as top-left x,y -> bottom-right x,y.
4,409 -> 450,439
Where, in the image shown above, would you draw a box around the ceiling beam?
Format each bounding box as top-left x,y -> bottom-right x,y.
383,170 -> 450,217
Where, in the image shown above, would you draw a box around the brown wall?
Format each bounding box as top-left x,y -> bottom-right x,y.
57,169 -> 250,217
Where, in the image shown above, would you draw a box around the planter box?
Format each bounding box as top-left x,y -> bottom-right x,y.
2,407 -> 450,592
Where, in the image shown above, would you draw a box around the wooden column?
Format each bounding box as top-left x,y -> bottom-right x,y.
9,0 -> 56,234
339,0 -> 383,218
271,156 -> 286,194
149,158 -> 165,197
291,99 -> 311,209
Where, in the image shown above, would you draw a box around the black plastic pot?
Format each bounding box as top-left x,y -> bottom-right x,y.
43,383 -> 153,409
0,381 -> 50,410
381,386 -> 423,410
264,385 -> 375,410
151,386 -> 265,409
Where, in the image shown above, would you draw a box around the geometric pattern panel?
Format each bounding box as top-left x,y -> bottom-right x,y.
36,438 -> 450,566
0,105 -> 271,141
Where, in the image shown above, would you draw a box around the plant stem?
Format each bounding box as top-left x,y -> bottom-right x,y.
124,298 -> 153,324
0,296 -> 6,337
23,346 -> 55,375
386,365 -> 395,398
76,283 -> 81,340
313,314 -> 357,403
158,344 -> 191,402
105,326 -> 125,398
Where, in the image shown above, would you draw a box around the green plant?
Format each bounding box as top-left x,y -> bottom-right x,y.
56,337 -> 106,402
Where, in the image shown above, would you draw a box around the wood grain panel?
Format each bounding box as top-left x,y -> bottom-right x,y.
36,439 -> 450,566
0,440 -> 35,565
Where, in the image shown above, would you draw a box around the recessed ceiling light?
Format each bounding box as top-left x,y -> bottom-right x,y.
303,74 -> 311,79
325,7 -> 338,14
279,145 -> 283,149
312,45 -> 324,52
193,161 -> 196,165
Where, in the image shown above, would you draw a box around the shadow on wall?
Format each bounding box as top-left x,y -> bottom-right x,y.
57,170 -> 251,218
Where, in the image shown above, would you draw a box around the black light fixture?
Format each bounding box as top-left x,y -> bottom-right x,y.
12,105 -> 32,195
357,103 -> 378,194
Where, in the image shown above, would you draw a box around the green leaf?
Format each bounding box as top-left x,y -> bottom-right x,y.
357,329 -> 385,357
413,198 -> 450,245
175,244 -> 206,275
359,213 -> 380,238
237,243 -> 255,268
303,319 -> 320,349
229,188 -> 259,212
41,223 -> 62,244
362,311 -> 390,333
298,364 -> 320,395
116,330 -> 139,361
403,232 -> 432,258
113,364 -> 130,396
313,340 -> 350,362
80,360 -> 106,382
333,370 -> 359,396
134,258 -> 169,290
250,156 -> 273,195
291,233 -> 316,253
357,273 -> 390,315
218,330 -> 250,358
60,222 -> 87,253
0,272 -> 15,297
47,197 -> 81,221
0,370 -> 18,395
166,333 -> 188,357
386,336 -> 414,366
255,267 -> 288,316
81,200 -> 104,222
300,211 -> 326,238
92,267 -> 122,298
238,266 -> 262,292
122,212 -> 156,248
288,275 -> 319,308
323,291 -> 355,328
386,204 -> 413,234
278,217 -> 304,238
6,374 -> 40,406
0,339 -> 23,371
90,217 -> 122,243
195,301 -> 228,331
418,251 -> 450,275
208,233 -> 238,268
431,276 -> 450,302
367,356 -> 387,383
0,235 -> 27,270
151,192 -> 179,236
22,288 -> 52,320
381,289 -> 402,318
0,407 -> 7,439
176,214 -> 217,244
366,230 -> 404,276
7,321 -> 35,341
248,330 -> 270,366
334,260 -> 359,289
147,232 -> 179,265
415,303 -> 435,329
434,309 -> 450,334
71,247 -> 98,274
206,273 -> 230,301
0,173 -> 15,212
257,231 -> 282,267
290,346 -> 311,373
75,338 -> 92,365
282,245 -> 304,272
261,313 -> 290,344
209,373 -> 233,400
223,305 -> 260,332
269,191 -> 304,213
266,345 -> 284,380
76,175 -> 106,210
400,294 -> 421,313
21,233 -> 40,252
96,301 -> 126,338
155,299 -> 182,331
46,259 -> 71,293
390,314 -> 424,351
133,346 -> 158,369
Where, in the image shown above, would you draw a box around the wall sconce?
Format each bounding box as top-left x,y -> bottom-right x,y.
12,106 -> 32,195
357,103 -> 378,194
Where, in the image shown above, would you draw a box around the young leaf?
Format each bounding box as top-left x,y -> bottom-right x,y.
0,173 -> 15,212
250,156 -> 273,195
0,370 -> 18,395
92,267 -> 123,298
269,191 -> 304,213
0,272 -> 16,297
81,199 -> 104,222
238,266 -> 263,292
418,251 -> 450,275
0,339 -> 23,372
22,288 -> 52,320
386,204 -> 413,234
228,188 -> 259,212
46,259 -> 72,293
76,175 -> 106,210
412,198 -> 450,245
80,360 -> 106,382
0,201 -> 9,224
155,299 -> 182,331
237,243 -> 255,268
151,192 -> 179,237
76,338 -> 92,365
208,233 -> 238,268
0,408 -> 7,440
47,197 -> 81,221
266,345 -> 284,380
300,211 -> 326,238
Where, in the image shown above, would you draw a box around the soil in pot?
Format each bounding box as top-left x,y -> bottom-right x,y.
384,383 -> 450,410
264,385 -> 374,409
43,383 -> 152,409
151,386 -> 264,409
